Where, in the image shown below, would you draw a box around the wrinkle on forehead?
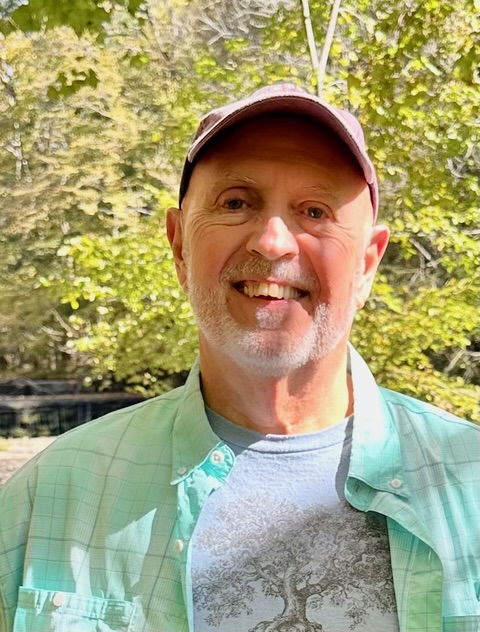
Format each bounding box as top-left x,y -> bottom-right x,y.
221,171 -> 258,185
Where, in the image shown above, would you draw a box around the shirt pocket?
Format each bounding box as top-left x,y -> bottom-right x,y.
13,587 -> 138,632
443,616 -> 480,632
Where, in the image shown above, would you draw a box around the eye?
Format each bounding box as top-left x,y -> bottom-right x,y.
306,206 -> 326,219
224,197 -> 246,210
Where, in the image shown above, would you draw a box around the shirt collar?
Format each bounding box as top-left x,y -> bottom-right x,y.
348,344 -> 409,498
170,357 -> 223,485
170,347 -> 408,496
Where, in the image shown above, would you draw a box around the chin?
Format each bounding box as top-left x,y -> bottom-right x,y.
202,326 -> 345,377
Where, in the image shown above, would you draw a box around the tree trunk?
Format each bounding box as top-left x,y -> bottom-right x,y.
280,566 -> 308,620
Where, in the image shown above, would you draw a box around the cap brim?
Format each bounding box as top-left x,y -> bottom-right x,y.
188,94 -> 375,185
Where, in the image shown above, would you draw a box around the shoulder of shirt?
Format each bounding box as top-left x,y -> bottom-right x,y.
378,386 -> 479,433
2,382 -> 188,484
60,382 -> 186,439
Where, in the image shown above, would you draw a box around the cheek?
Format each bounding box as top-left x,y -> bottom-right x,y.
186,243 -> 222,283
184,219 -> 245,281
301,233 -> 361,285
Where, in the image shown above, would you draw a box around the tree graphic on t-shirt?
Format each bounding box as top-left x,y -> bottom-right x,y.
193,493 -> 396,631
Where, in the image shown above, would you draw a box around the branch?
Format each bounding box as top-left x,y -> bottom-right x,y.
445,351 -> 480,376
445,349 -> 465,375
409,237 -> 439,268
51,309 -> 74,335
251,559 -> 280,589
317,0 -> 342,94
300,0 -> 342,95
300,0 -> 319,77
40,326 -> 64,341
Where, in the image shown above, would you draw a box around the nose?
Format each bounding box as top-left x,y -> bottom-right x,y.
246,216 -> 299,260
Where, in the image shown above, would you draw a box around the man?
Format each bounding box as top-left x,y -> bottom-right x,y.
0,84 -> 479,632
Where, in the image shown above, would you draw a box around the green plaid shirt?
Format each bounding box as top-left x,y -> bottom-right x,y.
1,347 -> 479,632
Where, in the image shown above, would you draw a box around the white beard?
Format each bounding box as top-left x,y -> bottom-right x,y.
186,259 -> 358,377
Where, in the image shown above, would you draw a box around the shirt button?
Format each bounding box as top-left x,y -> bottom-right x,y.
52,592 -> 66,607
390,478 -> 403,489
173,539 -> 184,553
210,450 -> 225,465
176,466 -> 187,476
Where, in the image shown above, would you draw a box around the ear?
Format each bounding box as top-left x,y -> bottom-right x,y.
355,224 -> 390,309
166,207 -> 188,292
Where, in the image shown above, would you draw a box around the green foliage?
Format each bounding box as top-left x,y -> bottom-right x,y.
353,278 -> 480,421
47,69 -> 99,99
0,0 -> 478,419
44,208 -> 198,392
0,0 -> 142,36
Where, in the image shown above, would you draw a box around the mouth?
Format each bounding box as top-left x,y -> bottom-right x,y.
234,281 -> 307,300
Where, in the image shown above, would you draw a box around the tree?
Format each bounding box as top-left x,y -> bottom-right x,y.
193,493 -> 396,630
0,6 -> 191,382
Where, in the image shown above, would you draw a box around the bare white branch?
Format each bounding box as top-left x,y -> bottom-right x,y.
300,0 -> 319,75
317,0 -> 342,94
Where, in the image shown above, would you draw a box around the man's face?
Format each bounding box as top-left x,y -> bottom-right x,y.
168,114 -> 388,376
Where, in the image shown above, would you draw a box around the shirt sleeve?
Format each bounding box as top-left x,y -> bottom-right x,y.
0,458 -> 39,632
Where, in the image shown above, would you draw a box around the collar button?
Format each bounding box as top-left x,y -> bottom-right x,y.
210,450 -> 225,465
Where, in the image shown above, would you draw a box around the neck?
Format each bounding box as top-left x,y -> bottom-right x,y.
199,339 -> 353,435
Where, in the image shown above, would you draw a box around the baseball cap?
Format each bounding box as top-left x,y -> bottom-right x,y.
179,83 -> 379,221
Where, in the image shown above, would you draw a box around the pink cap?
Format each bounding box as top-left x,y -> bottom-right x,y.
179,83 -> 379,221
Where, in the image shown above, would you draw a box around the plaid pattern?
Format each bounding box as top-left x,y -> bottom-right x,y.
0,348 -> 479,631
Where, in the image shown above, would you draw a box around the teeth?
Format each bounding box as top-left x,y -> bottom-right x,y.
259,282 -> 269,296
270,283 -> 279,298
242,282 -> 301,299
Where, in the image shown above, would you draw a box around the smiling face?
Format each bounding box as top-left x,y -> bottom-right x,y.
168,114 -> 389,377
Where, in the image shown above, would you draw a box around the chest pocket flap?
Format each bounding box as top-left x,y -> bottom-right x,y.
13,587 -> 137,632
